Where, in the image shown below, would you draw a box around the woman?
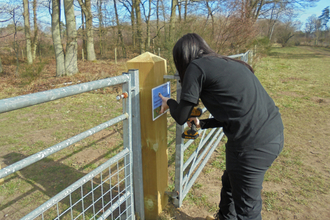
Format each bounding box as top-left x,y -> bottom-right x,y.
159,33 -> 284,220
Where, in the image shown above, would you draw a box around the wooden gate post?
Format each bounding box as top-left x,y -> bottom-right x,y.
127,52 -> 168,219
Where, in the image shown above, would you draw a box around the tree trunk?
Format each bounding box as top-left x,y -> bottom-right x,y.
51,0 -> 65,76
205,0 -> 214,37
23,0 -> 33,64
161,0 -> 167,43
184,0 -> 187,22
131,1 -> 136,49
146,0 -> 151,50
178,1 -> 181,23
134,0 -> 143,53
97,0 -> 103,56
114,0 -> 126,57
85,0 -> 96,60
32,0 -> 38,61
81,6 -> 86,58
77,0 -> 96,61
156,0 -> 159,33
13,10 -> 19,76
0,56 -> 3,73
169,0 -> 177,42
64,0 -> 79,75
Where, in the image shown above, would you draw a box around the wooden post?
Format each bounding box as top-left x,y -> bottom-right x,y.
0,164 -> 3,185
115,47 -> 117,64
127,52 -> 168,220
82,49 -> 84,61
158,48 -> 160,57
254,45 -> 257,57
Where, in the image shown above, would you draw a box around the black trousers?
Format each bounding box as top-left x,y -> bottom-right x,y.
219,132 -> 284,220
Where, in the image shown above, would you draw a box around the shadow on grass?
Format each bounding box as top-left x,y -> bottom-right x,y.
268,52 -> 326,59
1,147 -> 129,219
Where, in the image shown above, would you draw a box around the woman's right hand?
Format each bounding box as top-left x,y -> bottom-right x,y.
187,117 -> 200,128
159,93 -> 170,114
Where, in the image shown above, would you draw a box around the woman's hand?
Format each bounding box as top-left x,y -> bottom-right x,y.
159,93 -> 170,114
187,117 -> 200,128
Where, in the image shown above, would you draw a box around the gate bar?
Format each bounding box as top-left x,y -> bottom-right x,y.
0,113 -> 128,179
0,75 -> 130,114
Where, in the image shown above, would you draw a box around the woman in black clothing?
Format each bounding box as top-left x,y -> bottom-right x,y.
159,33 -> 284,220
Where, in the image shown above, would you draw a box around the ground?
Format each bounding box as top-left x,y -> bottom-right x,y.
0,46 -> 329,219
159,46 -> 330,220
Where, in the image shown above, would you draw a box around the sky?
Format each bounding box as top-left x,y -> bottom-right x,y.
296,0 -> 330,28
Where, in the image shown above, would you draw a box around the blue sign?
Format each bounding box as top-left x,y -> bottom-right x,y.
152,82 -> 171,121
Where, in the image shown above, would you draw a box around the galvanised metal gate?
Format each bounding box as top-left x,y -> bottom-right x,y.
0,70 -> 144,219
165,51 -> 252,207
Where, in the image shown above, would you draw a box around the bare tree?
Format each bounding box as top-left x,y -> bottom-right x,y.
214,0 -> 319,22
275,21 -> 296,46
77,0 -> 96,61
32,0 -> 38,60
0,56 -> 2,74
23,0 -> 33,64
97,0 -> 104,56
51,0 -> 78,76
305,14 -> 322,45
64,0 -> 78,74
141,0 -> 152,50
51,0 -> 65,76
119,0 -> 136,48
134,0 -> 143,53
202,0 -> 221,38
169,0 -> 177,42
114,0 -> 126,57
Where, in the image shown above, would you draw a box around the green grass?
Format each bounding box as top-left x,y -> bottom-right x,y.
2,46 -> 330,219
255,46 -> 330,215
0,88 -> 126,218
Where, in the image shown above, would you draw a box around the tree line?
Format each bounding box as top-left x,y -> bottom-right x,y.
0,0 -> 327,77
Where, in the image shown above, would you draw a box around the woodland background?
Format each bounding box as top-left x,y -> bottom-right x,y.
0,0 -> 329,78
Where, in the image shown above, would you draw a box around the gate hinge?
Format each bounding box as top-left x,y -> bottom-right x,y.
165,190 -> 179,204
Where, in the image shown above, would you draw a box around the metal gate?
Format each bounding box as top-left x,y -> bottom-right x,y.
0,70 -> 144,219
165,51 -> 252,207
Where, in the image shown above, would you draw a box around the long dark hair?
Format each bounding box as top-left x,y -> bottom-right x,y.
172,33 -> 254,82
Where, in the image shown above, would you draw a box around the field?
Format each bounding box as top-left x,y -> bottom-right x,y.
0,46 -> 330,219
160,46 -> 330,220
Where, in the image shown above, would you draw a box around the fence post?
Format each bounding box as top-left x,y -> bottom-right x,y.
174,79 -> 184,207
115,47 -> 117,64
82,49 -> 84,61
0,164 -> 3,185
127,69 -> 145,220
127,52 -> 168,220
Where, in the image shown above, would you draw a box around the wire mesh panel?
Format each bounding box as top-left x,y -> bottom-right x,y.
0,71 -> 142,219
22,149 -> 133,220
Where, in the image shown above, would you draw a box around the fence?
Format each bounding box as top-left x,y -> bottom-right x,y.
0,70 -> 144,220
164,51 -> 252,207
0,50 -> 252,218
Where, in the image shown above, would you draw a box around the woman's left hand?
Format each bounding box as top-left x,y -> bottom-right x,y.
159,93 -> 170,114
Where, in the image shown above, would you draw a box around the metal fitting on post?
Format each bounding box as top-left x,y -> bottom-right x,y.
116,92 -> 128,101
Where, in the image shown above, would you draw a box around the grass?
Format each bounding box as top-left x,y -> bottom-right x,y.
255,46 -> 330,216
1,46 -> 330,219
0,66 -> 128,218
161,46 -> 330,219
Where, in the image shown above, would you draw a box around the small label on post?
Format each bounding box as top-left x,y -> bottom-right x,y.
152,82 -> 170,121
